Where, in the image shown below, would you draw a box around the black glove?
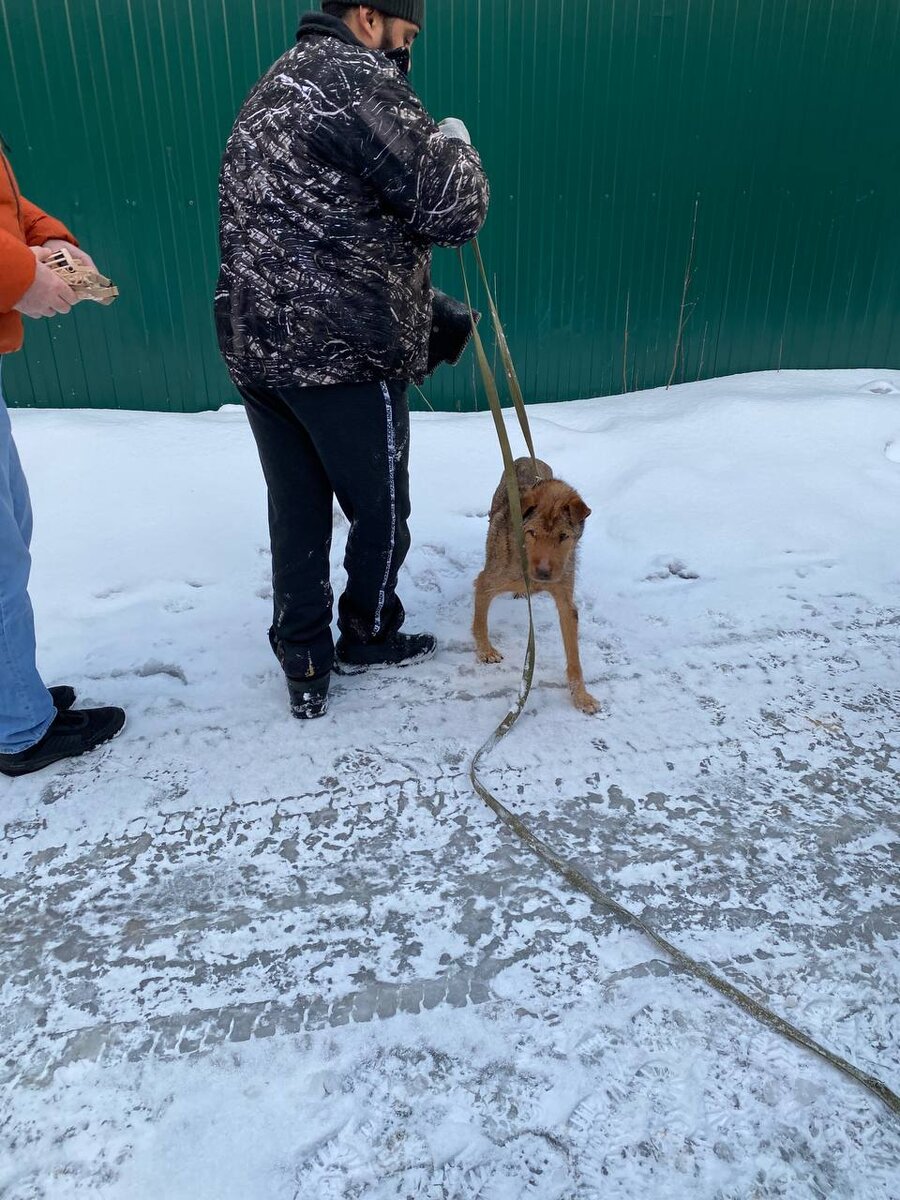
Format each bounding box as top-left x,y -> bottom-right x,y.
427,290 -> 481,376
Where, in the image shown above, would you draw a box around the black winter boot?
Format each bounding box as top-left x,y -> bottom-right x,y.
333,631 -> 437,676
0,706 -> 126,778
49,686 -> 76,712
287,673 -> 331,720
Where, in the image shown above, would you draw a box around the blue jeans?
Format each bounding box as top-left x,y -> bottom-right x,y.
0,360 -> 54,753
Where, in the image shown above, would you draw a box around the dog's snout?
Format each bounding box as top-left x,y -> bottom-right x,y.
534,564 -> 552,581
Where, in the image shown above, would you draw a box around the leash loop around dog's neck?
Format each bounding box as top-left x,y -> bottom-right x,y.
458,243 -> 900,1119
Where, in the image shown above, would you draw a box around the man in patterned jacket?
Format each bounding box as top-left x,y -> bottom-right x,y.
216,1 -> 489,719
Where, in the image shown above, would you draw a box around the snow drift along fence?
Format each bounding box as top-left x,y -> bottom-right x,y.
2,0 -> 898,414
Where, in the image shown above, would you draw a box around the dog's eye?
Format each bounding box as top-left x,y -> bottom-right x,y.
559,533 -> 571,543
525,529 -> 536,538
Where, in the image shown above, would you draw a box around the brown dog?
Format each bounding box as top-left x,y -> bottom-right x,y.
474,457 -> 599,714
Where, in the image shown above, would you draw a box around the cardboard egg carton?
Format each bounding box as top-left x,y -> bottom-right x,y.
45,246 -> 119,306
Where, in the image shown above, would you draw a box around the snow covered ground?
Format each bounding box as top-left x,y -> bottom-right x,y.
2,369 -> 899,1199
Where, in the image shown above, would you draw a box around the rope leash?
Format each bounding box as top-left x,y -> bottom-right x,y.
458,242 -> 900,1118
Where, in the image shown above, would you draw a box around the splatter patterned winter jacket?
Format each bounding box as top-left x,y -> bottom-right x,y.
215,13 -> 489,388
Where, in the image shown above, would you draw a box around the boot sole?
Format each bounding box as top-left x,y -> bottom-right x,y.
332,646 -> 437,677
0,715 -> 127,779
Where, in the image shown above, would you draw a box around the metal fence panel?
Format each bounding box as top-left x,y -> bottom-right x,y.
2,0 -> 897,412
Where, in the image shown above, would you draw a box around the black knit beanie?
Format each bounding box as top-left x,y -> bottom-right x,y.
376,0 -> 424,24
327,1 -> 424,28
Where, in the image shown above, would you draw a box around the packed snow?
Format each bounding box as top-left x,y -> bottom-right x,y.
1,369 -> 899,1198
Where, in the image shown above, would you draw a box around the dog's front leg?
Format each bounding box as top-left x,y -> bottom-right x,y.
550,588 -> 600,714
473,574 -> 503,663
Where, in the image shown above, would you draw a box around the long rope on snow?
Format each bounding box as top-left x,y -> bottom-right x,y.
459,243 -> 900,1119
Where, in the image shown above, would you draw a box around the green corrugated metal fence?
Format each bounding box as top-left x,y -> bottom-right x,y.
2,0 -> 898,413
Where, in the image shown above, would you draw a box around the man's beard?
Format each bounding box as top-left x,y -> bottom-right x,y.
378,17 -> 396,52
379,18 -> 411,75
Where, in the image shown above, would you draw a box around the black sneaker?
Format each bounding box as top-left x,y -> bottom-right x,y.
0,706 -> 126,778
49,686 -> 76,712
333,632 -> 437,676
287,673 -> 331,720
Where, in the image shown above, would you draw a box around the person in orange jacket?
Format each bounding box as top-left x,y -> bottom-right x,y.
0,144 -> 125,777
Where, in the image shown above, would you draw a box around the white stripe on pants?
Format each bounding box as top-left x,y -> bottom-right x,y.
372,381 -> 398,637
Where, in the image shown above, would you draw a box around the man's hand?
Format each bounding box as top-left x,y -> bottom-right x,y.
438,117 -> 472,145
41,239 -> 98,273
15,258 -> 77,319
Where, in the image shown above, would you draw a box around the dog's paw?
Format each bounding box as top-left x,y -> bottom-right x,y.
572,688 -> 601,715
477,646 -> 504,664
513,592 -> 526,600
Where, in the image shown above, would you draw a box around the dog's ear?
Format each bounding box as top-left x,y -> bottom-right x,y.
567,496 -> 592,527
519,488 -> 539,522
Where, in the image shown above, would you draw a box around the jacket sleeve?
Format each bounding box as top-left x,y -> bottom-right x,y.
427,290 -> 480,375
20,197 -> 78,248
352,69 -> 489,248
0,229 -> 37,312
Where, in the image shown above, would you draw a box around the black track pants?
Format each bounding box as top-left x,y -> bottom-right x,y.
239,378 -> 412,680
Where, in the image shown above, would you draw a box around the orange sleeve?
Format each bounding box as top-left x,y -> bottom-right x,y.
20,196 -> 78,248
0,228 -> 37,312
